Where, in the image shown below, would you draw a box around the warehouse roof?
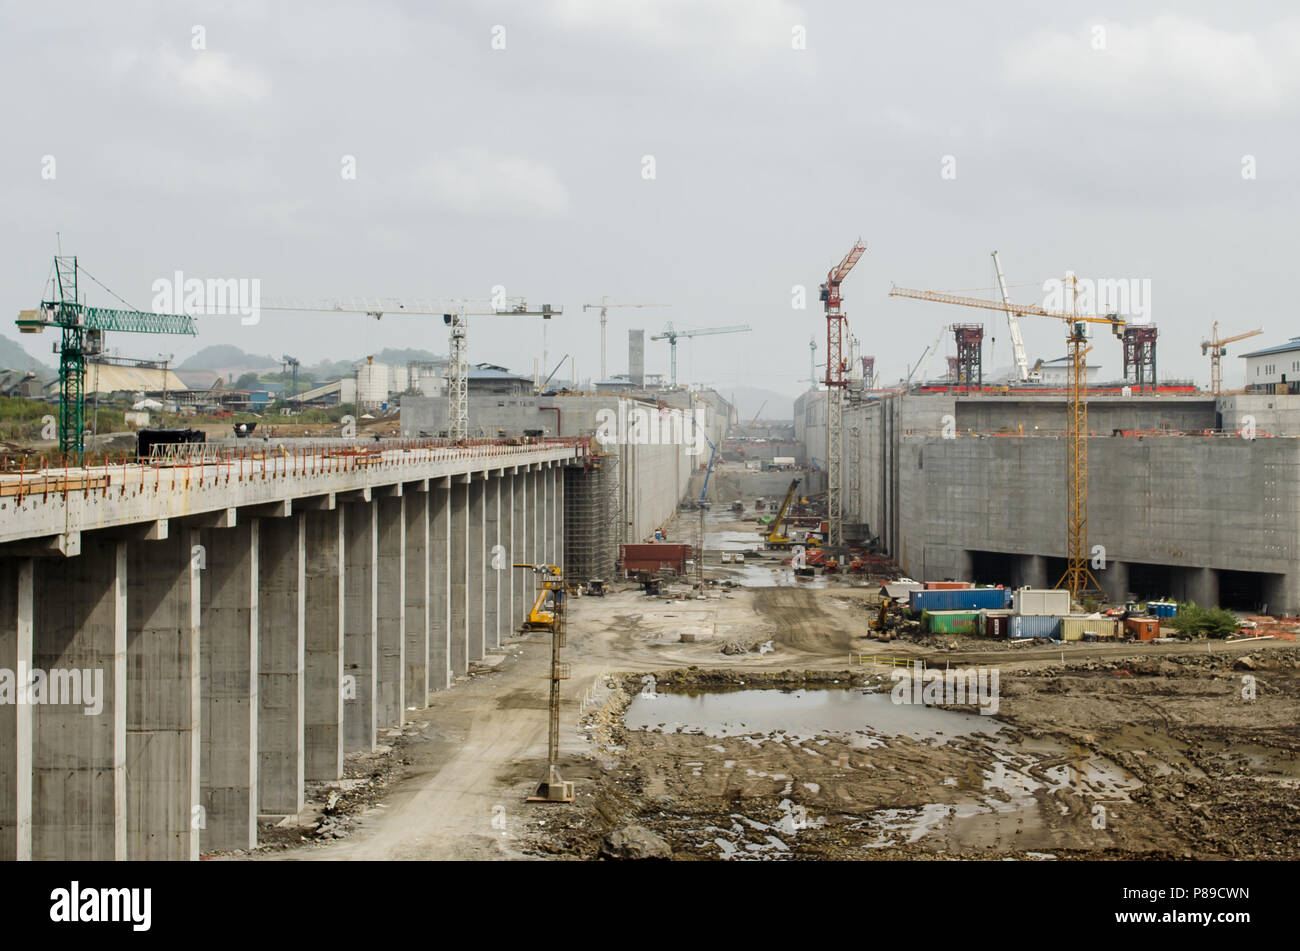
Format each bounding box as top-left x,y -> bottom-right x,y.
54,363 -> 188,395
1240,337 -> 1300,359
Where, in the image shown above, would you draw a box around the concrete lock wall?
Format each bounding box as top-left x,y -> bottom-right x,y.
401,393 -> 710,547
0,444 -> 575,860
842,392 -> 1300,614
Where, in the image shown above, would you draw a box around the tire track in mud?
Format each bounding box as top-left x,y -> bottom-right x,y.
753,588 -> 850,652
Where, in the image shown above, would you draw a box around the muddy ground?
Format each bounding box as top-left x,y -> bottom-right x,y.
235,468 -> 1299,861
519,650 -> 1300,860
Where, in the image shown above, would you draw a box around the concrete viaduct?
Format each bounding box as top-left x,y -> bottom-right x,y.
0,440 -> 580,860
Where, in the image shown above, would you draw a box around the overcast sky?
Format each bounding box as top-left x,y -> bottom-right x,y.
2,1 -> 1296,406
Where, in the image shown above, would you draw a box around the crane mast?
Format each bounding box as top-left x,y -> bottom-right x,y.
649,323 -> 751,387
889,275 -> 1123,601
582,298 -> 667,382
1200,322 -> 1263,395
820,239 -> 866,550
16,255 -> 198,457
261,296 -> 558,440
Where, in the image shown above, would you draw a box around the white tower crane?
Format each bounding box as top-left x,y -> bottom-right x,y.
260,296 -> 560,440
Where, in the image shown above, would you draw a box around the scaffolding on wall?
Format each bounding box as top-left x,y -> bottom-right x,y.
564,456 -> 618,584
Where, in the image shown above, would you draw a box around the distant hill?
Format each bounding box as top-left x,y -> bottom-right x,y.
724,385 -> 795,422
178,345 -> 280,371
0,333 -> 53,376
374,348 -> 443,365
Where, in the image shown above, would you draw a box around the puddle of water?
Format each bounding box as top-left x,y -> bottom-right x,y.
626,685 -> 1146,854
709,529 -> 769,552
625,687 -> 998,746
717,561 -> 828,589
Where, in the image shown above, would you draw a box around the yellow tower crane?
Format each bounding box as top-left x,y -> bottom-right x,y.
1200,322 -> 1262,395
889,278 -> 1125,601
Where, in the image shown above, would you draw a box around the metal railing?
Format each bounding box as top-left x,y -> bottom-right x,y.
0,436 -> 588,506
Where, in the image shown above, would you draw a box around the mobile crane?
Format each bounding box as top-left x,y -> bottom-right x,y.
763,478 -> 822,550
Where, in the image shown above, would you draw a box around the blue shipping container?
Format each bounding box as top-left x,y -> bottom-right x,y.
1010,615 -> 1061,639
908,587 -> 1011,613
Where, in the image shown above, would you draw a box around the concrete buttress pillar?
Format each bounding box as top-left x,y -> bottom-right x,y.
375,494 -> 405,730
0,558 -> 34,860
556,466 -> 565,579
1184,567 -> 1219,608
1021,555 -> 1049,590
450,476 -> 470,677
541,463 -> 550,567
504,471 -> 516,634
404,485 -> 430,708
531,468 -> 542,572
198,520 -> 259,853
344,500 -> 378,752
468,475 -> 486,663
304,508 -> 344,780
31,538 -> 126,860
430,478 -> 452,690
485,473 -> 502,651
1100,560 -> 1130,605
127,531 -> 201,861
514,467 -> 529,625
258,516 -> 305,816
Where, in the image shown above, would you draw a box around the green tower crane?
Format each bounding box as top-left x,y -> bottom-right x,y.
16,256 -> 198,457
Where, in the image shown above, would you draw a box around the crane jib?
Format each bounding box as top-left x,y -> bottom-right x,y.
39,302 -> 198,335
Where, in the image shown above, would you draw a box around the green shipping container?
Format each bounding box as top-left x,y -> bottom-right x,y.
923,610 -> 982,634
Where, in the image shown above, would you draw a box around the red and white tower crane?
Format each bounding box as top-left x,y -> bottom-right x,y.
819,239 -> 867,549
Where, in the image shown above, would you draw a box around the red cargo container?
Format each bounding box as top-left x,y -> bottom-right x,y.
619,543 -> 692,577
984,614 -> 1010,638
1125,616 -> 1159,641
925,581 -> 974,590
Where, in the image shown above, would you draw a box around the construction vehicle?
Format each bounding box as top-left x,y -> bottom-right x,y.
517,563 -> 565,632
650,322 -> 751,387
991,251 -> 1038,383
890,275 -> 1125,600
1200,322 -> 1263,395
871,596 -> 896,633
763,478 -> 823,550
17,255 -> 198,456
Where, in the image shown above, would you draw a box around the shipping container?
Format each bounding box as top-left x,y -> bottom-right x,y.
1125,616 -> 1160,641
909,587 -> 1010,613
1060,616 -> 1121,641
924,581 -> 974,590
922,610 -> 982,635
619,543 -> 691,576
1147,601 -> 1177,619
1009,614 -> 1061,639
983,612 -> 1012,639
1015,587 -> 1072,616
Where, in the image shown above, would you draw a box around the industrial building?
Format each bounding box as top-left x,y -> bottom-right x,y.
1242,337 -> 1300,394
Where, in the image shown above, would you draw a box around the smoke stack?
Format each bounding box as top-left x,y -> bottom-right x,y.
629,329 -> 645,387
